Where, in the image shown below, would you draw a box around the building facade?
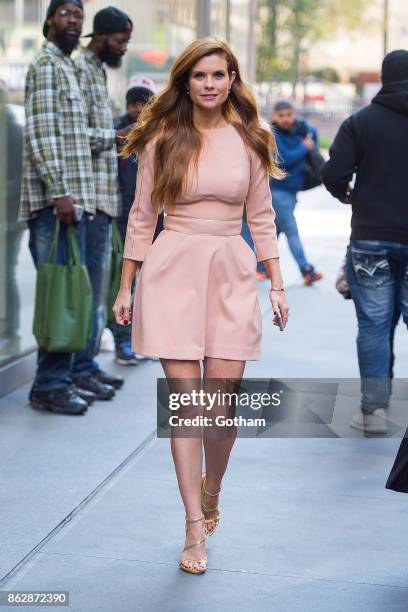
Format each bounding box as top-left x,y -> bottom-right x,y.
308,0 -> 408,81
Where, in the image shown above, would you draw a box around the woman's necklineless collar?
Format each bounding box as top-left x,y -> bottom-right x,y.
198,123 -> 232,132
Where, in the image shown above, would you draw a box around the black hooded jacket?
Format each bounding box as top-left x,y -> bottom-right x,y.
322,81 -> 408,244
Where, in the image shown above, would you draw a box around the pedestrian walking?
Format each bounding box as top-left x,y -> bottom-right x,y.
109,77 -> 162,365
113,38 -> 289,574
270,100 -> 323,285
20,0 -> 95,415
73,7 -> 133,399
322,50 -> 408,435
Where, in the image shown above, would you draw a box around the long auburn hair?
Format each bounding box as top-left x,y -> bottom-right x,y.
121,38 -> 284,213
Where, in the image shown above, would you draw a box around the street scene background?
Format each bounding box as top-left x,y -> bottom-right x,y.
1,1 -> 408,611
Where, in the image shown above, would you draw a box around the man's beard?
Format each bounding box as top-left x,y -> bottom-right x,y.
130,111 -> 141,122
54,29 -> 80,55
99,43 -> 122,68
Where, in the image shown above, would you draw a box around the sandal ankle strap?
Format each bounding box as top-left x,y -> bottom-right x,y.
183,536 -> 205,552
202,500 -> 219,513
185,514 -> 205,524
202,476 -> 221,497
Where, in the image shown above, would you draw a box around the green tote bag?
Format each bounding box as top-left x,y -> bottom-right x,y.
107,219 -> 124,325
33,219 -> 93,352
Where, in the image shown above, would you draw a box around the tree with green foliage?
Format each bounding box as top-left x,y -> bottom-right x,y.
257,0 -> 369,83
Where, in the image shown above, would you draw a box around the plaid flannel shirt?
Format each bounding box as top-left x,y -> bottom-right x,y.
75,47 -> 120,217
19,41 -> 95,221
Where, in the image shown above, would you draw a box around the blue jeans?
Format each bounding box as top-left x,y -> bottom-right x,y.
72,211 -> 112,377
272,188 -> 310,273
241,221 -> 266,274
346,240 -> 408,413
28,207 -> 86,391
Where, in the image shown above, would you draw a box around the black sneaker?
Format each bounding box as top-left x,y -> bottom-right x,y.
71,385 -> 96,405
29,382 -> 96,407
115,342 -> 139,366
29,387 -> 88,415
74,375 -> 116,400
94,368 -> 124,390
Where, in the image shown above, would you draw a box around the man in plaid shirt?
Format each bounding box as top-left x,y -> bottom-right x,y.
71,7 -> 133,397
21,0 -> 97,416
19,6 -> 95,224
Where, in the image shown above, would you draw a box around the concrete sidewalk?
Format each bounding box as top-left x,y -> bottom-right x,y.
1,187 -> 408,611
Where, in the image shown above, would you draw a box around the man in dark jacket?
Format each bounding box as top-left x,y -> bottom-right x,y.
322,50 -> 408,434
110,78 -> 162,365
270,100 -> 322,285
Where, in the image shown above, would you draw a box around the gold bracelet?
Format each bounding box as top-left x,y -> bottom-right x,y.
270,287 -> 285,292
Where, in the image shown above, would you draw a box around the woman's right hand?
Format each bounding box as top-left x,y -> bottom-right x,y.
113,289 -> 133,326
269,289 -> 289,329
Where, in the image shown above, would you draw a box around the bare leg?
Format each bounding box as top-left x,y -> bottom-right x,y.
202,357 -> 246,529
160,358 -> 206,571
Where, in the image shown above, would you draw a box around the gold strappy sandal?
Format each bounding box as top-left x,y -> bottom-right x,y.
179,515 -> 207,575
201,473 -> 221,536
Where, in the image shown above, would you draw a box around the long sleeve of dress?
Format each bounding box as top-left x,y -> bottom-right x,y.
245,150 -> 280,262
123,140 -> 159,262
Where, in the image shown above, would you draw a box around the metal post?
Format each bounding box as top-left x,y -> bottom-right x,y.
383,0 -> 389,56
247,0 -> 257,83
226,0 -> 231,42
197,0 -> 212,38
15,0 -> 24,25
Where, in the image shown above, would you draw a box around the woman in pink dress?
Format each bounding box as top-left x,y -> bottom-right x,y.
113,38 -> 289,575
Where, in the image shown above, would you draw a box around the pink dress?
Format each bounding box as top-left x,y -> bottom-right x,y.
123,123 -> 279,361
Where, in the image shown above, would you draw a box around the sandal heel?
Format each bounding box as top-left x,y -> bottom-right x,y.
179,515 -> 208,575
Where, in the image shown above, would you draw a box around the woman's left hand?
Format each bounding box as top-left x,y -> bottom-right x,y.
269,289 -> 289,329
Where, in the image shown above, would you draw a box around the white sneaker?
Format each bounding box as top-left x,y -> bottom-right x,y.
350,409 -> 388,434
99,328 -> 115,352
134,353 -> 149,362
133,353 -> 160,362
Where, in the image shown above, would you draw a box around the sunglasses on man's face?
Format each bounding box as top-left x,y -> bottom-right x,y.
57,8 -> 84,20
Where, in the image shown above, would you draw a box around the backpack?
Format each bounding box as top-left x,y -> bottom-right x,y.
294,119 -> 325,191
302,148 -> 325,191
